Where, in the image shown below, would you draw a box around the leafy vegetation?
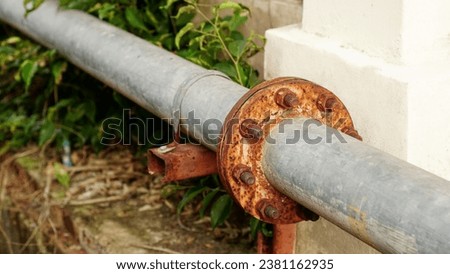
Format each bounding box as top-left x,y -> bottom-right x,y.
0,0 -> 267,234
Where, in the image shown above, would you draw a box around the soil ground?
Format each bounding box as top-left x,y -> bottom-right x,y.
0,145 -> 254,254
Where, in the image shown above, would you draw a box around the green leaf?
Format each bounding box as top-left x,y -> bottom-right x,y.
38,120 -> 56,146
172,5 -> 195,20
19,60 -> 38,91
210,194 -> 233,228
177,185 -> 206,215
199,188 -> 219,218
213,62 -> 237,79
247,68 -> 260,88
23,0 -> 45,14
175,22 -> 194,49
65,101 -> 95,123
175,12 -> 196,28
52,61 -> 67,85
261,223 -> 273,237
161,0 -> 179,11
161,184 -> 182,198
47,98 -> 75,121
249,217 -> 261,239
5,36 -> 21,44
125,7 -> 148,32
200,22 -> 214,33
98,3 -> 116,20
145,8 -> 159,28
110,13 -> 127,29
212,174 -> 220,186
84,100 -> 96,122
229,13 -> 247,31
228,40 -> 246,59
236,63 -> 248,86
230,30 -> 244,41
59,0 -> 96,10
0,46 -> 15,55
53,162 -> 70,188
216,1 -> 243,12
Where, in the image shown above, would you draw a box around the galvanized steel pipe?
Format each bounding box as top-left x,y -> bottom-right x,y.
0,0 -> 247,151
262,118 -> 450,253
2,0 -> 450,254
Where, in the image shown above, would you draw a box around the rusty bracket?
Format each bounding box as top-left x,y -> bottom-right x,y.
257,224 -> 298,254
217,77 -> 361,224
148,142 -> 217,182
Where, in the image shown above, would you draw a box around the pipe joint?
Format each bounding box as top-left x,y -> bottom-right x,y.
217,77 -> 361,224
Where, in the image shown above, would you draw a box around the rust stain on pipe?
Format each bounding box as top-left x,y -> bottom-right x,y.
148,142 -> 217,182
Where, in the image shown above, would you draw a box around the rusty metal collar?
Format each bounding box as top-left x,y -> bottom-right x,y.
217,77 -> 361,224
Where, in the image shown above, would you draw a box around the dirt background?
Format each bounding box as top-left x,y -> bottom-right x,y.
0,146 -> 254,254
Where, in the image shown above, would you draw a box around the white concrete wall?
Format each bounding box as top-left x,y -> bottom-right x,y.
401,0 -> 450,66
265,0 -> 450,181
265,0 -> 450,254
303,0 -> 403,64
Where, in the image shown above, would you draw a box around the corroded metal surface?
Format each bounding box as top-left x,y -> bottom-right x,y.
148,142 -> 217,182
218,77 -> 360,224
256,224 -> 297,254
273,224 -> 297,254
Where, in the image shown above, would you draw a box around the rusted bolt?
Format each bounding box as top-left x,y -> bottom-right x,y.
240,171 -> 255,185
232,164 -> 255,185
316,93 -> 340,112
239,119 -> 263,139
275,88 -> 300,108
264,205 -> 280,220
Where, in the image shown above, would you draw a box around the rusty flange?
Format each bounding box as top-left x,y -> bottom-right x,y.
217,77 -> 361,224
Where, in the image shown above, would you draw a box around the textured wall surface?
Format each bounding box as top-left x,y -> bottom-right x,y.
199,0 -> 302,76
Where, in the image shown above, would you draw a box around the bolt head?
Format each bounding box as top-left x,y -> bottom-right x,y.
275,88 -> 300,109
232,164 -> 255,185
264,205 -> 280,219
240,171 -> 255,185
239,119 -> 263,140
283,93 -> 300,108
316,93 -> 340,112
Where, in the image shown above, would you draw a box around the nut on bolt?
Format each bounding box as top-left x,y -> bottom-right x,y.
275,88 -> 300,109
258,201 -> 281,220
316,93 -> 340,112
264,205 -> 280,220
232,164 -> 255,185
239,119 -> 263,139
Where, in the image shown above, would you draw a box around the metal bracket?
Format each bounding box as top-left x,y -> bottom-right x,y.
148,142 -> 217,182
217,77 -> 361,224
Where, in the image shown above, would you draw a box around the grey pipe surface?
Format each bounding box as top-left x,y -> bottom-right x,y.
3,0 -> 450,254
262,118 -> 450,253
0,0 -> 247,151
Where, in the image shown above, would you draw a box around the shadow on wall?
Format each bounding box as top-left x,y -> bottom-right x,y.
199,0 -> 303,76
